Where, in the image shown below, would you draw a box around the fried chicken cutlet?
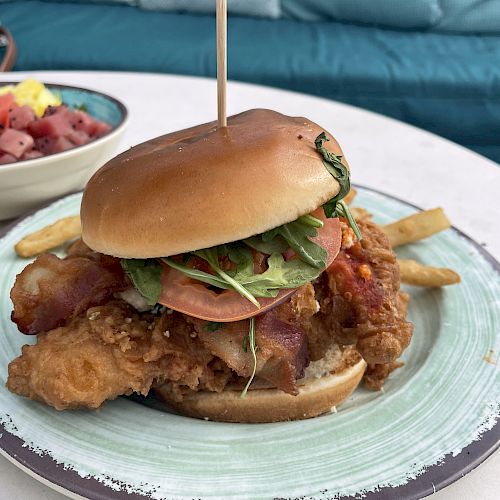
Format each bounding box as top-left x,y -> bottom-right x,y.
7,221 -> 412,410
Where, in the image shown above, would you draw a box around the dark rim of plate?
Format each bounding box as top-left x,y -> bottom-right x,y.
0,81 -> 128,166
0,184 -> 498,500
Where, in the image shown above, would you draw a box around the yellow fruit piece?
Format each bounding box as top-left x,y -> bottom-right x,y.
32,87 -> 61,117
14,79 -> 45,99
0,79 -> 62,117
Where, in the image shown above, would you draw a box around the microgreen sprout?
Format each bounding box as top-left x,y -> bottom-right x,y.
240,317 -> 257,398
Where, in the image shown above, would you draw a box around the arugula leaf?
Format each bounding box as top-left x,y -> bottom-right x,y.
192,247 -> 219,268
227,246 -> 322,296
226,245 -> 255,277
204,321 -> 223,332
244,253 -> 321,294
244,234 -> 288,254
335,200 -> 361,239
224,246 -> 280,298
121,259 -> 162,305
162,242 -> 323,305
193,248 -> 260,307
297,214 -> 324,228
315,132 -> 362,240
161,257 -> 230,289
315,132 -> 350,203
263,219 -> 327,269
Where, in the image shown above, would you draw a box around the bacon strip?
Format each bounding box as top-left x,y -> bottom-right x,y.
255,312 -> 309,395
11,252 -> 128,334
189,308 -> 310,395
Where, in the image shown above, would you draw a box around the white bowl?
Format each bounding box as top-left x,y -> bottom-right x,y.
0,84 -> 128,220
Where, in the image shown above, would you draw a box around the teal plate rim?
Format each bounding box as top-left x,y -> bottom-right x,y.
0,184 -> 498,500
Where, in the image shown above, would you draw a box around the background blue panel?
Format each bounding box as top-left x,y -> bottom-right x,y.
1,1 -> 499,163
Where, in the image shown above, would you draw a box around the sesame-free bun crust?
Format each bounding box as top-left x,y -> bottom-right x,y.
81,109 -> 344,258
155,350 -> 366,423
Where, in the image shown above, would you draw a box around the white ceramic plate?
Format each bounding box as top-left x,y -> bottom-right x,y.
0,186 -> 498,499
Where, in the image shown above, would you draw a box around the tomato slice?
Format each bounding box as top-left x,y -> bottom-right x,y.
0,93 -> 15,128
309,208 -> 341,269
158,215 -> 341,322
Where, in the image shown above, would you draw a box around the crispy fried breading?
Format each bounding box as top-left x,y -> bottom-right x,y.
7,302 -> 229,410
325,220 -> 413,367
364,361 -> 404,391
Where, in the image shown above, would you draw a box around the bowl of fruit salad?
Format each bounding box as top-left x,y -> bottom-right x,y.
0,80 -> 128,220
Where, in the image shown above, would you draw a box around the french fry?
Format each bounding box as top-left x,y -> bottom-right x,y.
398,259 -> 460,287
383,208 -> 450,247
15,215 -> 81,258
350,207 -> 373,222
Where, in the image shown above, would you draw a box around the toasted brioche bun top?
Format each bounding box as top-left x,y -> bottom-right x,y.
81,109 -> 345,258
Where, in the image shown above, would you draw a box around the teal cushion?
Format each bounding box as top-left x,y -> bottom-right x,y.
5,0 -> 500,33
436,0 -> 500,33
2,1 -> 498,164
282,0 -> 500,34
138,0 -> 280,18
282,0 -> 442,28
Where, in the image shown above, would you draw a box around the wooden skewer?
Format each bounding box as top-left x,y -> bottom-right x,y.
216,0 -> 227,128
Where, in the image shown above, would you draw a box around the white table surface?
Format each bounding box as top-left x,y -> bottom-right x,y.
0,71 -> 498,500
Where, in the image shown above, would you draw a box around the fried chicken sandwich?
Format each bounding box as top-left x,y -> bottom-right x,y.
7,109 -> 413,422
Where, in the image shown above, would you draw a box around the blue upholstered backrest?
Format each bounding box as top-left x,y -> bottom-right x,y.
4,1 -> 498,33
282,0 -> 500,33
282,0 -> 442,28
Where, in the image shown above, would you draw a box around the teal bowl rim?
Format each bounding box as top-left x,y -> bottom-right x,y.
0,81 -> 128,171
0,184 -> 497,500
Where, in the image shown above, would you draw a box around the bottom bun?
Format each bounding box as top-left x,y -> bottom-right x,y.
155,347 -> 367,423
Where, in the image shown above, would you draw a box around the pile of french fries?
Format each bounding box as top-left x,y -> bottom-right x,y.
383,208 -> 460,287
13,192 -> 460,288
348,189 -> 460,287
382,208 -> 460,287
